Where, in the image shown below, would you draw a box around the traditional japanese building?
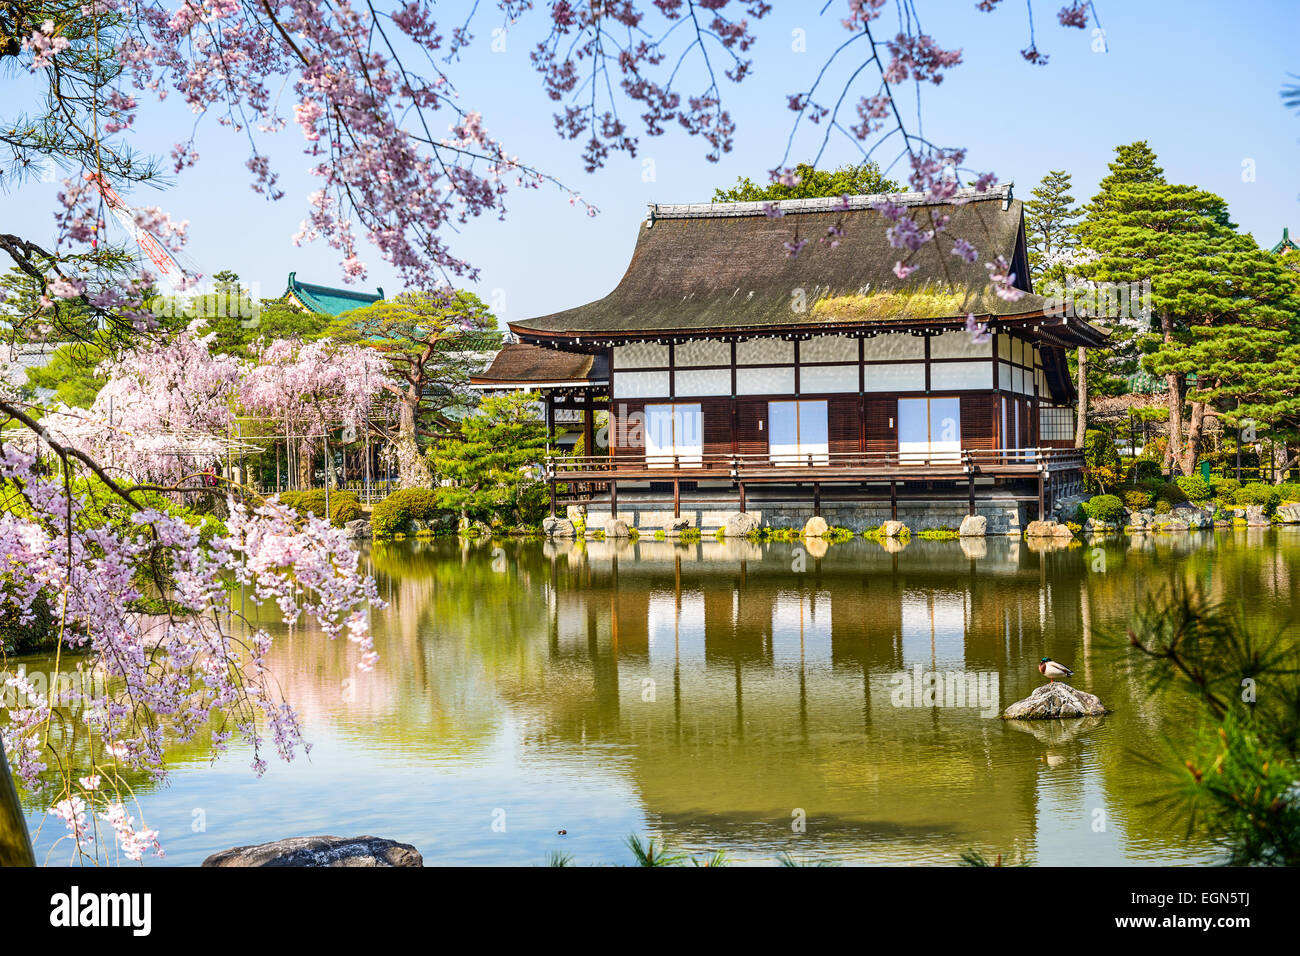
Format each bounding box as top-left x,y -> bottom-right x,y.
475,184 -> 1105,532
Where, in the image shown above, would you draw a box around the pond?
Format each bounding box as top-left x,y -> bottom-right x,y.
15,528 -> 1300,866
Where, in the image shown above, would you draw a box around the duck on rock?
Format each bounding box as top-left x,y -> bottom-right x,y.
1038,657 -> 1073,684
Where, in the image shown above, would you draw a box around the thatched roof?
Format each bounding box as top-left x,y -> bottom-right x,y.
510,185 -> 1106,347
469,343 -> 607,387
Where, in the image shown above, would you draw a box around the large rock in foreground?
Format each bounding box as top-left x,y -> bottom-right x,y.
202,835 -> 423,867
1001,682 -> 1107,720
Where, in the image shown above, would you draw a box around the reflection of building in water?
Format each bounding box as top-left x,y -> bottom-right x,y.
509,537 -> 1094,861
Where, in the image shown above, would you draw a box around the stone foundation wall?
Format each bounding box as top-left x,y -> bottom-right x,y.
575,499 -> 1028,535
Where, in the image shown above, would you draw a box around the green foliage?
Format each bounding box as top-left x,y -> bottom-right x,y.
1082,429 -> 1122,492
330,289 -> 501,434
1024,169 -> 1080,284
427,391 -> 549,526
23,338 -> 112,408
713,161 -> 899,202
1175,475 -> 1211,502
278,489 -> 360,527
331,498 -> 364,526
371,488 -> 443,536
1234,483 -> 1281,511
1077,142 -> 1300,472
1211,476 -> 1241,498
0,590 -> 56,655
1126,458 -> 1165,484
1084,494 -> 1124,524
1277,482 -> 1300,503
1123,585 -> 1300,865
1144,479 -> 1187,505
1154,499 -> 1172,515
1123,489 -> 1152,511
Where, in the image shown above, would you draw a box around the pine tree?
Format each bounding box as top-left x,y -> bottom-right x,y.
1023,169 -> 1080,281
1072,142 -> 1295,475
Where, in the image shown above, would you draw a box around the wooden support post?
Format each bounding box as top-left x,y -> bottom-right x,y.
814,482 -> 821,517
673,477 -> 680,518
583,397 -> 594,457
544,393 -> 555,453
610,479 -> 618,518
738,481 -> 746,512
1037,474 -> 1045,520
549,475 -> 556,518
968,473 -> 976,516
890,480 -> 897,521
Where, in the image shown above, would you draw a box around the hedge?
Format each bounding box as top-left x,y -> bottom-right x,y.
371,488 -> 443,536
278,489 -> 361,528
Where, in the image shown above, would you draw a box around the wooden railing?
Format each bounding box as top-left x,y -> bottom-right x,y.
546,447 -> 1083,480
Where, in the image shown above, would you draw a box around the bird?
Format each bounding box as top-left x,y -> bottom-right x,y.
1038,657 -> 1073,684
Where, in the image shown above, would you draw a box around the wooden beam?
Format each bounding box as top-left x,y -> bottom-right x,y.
610,479 -> 618,518
890,480 -> 897,521
968,473 -> 975,516
673,477 -> 680,518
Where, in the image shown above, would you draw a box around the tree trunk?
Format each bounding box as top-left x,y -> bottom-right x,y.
298,437 -> 316,489
1073,346 -> 1088,448
1160,314 -> 1184,475
0,738 -> 35,867
396,396 -> 433,489
1181,400 -> 1207,477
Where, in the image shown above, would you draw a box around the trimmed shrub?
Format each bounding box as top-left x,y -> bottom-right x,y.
1211,477 -> 1241,497
278,489 -> 360,527
1123,489 -> 1152,512
1175,475 -> 1211,502
1235,483 -> 1281,511
371,488 -> 443,536
1143,479 -> 1187,505
1083,494 -> 1124,525
1126,458 -> 1164,484
1154,499 -> 1172,515
332,498 -> 364,526
1277,482 -> 1300,503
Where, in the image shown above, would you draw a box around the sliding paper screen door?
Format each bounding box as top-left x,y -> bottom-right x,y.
644,403 -> 702,467
768,400 -> 828,465
898,397 -> 961,463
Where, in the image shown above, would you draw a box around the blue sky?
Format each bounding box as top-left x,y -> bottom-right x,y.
2,1 -> 1297,329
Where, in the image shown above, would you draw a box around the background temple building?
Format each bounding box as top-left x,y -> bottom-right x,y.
473,185 -> 1106,532
283,271 -> 385,316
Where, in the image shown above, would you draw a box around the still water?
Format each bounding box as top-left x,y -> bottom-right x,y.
19,529 -> 1300,866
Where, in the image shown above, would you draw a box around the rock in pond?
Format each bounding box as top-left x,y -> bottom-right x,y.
722,512 -> 758,537
1276,503 -> 1300,524
542,516 -> 576,538
803,515 -> 829,538
604,517 -> 631,538
202,835 -> 423,867
343,518 -> 371,540
664,515 -> 693,536
1024,519 -> 1074,539
1002,682 -> 1107,719
880,520 -> 909,538
958,514 -> 987,537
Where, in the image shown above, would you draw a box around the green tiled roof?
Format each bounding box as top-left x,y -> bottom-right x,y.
284,272 -> 384,316
1270,228 -> 1297,255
